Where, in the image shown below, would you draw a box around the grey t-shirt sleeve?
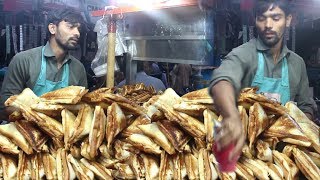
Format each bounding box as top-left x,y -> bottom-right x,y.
295,61 -> 314,117
209,50 -> 247,96
0,54 -> 28,109
78,65 -> 88,89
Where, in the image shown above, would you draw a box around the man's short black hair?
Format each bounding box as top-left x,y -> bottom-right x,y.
47,8 -> 86,35
254,0 -> 292,17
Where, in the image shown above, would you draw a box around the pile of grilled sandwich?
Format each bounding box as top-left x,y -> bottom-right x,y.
0,85 -> 319,179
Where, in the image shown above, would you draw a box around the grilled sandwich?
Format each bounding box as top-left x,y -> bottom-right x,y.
0,123 -> 33,154
138,123 -> 175,155
40,86 -> 88,104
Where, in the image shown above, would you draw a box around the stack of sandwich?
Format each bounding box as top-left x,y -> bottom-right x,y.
0,85 -> 319,179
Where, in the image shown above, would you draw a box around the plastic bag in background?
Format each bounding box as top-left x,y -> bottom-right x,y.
91,17 -> 127,77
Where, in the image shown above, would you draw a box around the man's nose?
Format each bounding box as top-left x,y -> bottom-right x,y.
73,28 -> 80,38
265,18 -> 273,29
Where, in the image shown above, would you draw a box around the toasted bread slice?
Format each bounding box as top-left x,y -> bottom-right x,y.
15,120 -> 48,152
130,154 -> 146,180
141,153 -> 160,180
80,158 -> 113,180
198,148 -> 216,180
31,102 -> 65,117
56,148 -> 76,180
182,88 -> 213,104
184,152 -> 199,179
80,138 -> 92,161
273,150 -> 299,179
264,115 -> 311,147
155,100 -> 206,138
238,106 -> 249,137
242,143 -> 255,159
67,154 -> 94,180
104,93 -> 147,115
16,152 -> 29,177
0,134 -> 19,155
203,109 -> 218,144
235,162 -> 255,180
240,157 -> 269,180
292,147 -> 320,179
106,103 -> 127,150
256,140 -> 273,162
0,123 -> 33,154
89,106 -> 106,159
156,120 -> 191,152
40,86 -> 88,104
30,153 -> 46,180
113,163 -> 136,180
285,102 -> 320,153
301,150 -> 320,168
238,91 -> 288,116
159,152 -> 174,180
126,134 -> 162,154
248,103 -> 269,150
17,151 -> 32,180
173,102 -> 208,117
69,104 -> 94,144
4,88 -> 40,108
42,153 -> 57,180
82,87 -> 114,103
121,115 -> 151,138
267,163 -> 284,180
282,145 -> 295,158
61,109 -> 76,150
138,123 -> 175,155
1,153 -> 18,179
114,140 -> 138,161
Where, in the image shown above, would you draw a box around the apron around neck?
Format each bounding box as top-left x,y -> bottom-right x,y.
251,52 -> 290,104
32,46 -> 69,96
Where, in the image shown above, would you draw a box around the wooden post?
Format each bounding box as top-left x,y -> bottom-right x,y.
106,16 -> 117,88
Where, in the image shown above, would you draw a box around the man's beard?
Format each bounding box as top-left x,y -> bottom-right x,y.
56,36 -> 79,51
257,29 -> 282,47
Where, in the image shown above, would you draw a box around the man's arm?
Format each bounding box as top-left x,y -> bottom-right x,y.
210,80 -> 245,160
78,65 -> 88,88
295,62 -> 315,120
0,54 -> 28,120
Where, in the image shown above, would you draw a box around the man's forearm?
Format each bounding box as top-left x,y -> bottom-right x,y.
211,80 -> 239,118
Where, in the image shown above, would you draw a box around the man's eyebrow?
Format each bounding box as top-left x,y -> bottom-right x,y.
261,13 -> 283,17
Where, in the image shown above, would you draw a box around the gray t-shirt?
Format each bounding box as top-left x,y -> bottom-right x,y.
0,42 -> 88,110
210,38 -> 314,117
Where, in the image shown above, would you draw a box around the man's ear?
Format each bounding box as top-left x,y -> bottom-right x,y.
286,14 -> 292,27
48,23 -> 56,35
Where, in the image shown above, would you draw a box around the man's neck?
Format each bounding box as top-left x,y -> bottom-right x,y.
49,39 -> 67,63
270,39 -> 283,64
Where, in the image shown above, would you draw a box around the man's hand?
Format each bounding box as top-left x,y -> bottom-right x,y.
211,80 -> 245,161
215,113 -> 245,160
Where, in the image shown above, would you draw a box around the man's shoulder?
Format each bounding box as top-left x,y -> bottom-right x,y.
224,39 -> 257,62
14,46 -> 42,58
287,50 -> 304,64
232,39 -> 257,53
10,46 -> 42,65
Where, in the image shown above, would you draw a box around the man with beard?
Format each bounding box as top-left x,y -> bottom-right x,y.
208,0 -> 315,164
0,8 -> 87,120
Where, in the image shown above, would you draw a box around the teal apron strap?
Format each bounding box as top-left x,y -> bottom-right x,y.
281,58 -> 289,87
253,52 -> 265,83
61,62 -> 69,86
37,47 -> 47,86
